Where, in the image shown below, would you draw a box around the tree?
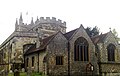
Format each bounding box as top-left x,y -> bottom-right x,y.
112,28 -> 120,42
85,26 -> 100,37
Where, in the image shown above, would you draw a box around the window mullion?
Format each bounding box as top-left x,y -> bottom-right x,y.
85,45 -> 89,61
74,37 -> 89,62
84,45 -> 86,61
79,45 -> 82,61
82,45 -> 84,61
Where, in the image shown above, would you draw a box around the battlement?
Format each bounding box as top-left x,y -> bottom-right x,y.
35,17 -> 66,27
15,16 -> 66,32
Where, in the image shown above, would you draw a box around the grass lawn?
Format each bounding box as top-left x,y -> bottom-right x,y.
20,72 -> 27,76
8,72 -> 27,76
8,72 -> 45,76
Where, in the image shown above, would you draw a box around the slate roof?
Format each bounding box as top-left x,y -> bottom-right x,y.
39,34 -> 56,49
91,33 -> 108,44
25,28 -> 80,55
24,33 -> 56,55
25,28 -> 79,55
25,27 -> 109,55
64,28 -> 78,40
24,44 -> 37,55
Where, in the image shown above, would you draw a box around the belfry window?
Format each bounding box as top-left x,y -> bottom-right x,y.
74,37 -> 89,61
107,44 -> 115,61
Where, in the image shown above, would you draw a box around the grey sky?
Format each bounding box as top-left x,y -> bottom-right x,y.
0,0 -> 120,44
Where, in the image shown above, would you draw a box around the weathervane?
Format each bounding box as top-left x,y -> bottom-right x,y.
109,27 -> 111,31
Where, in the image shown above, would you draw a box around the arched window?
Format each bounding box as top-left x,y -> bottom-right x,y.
32,56 -> 35,67
74,37 -> 89,61
107,44 -> 115,61
23,44 -> 35,53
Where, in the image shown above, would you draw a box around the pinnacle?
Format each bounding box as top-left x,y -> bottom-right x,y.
15,18 -> 18,25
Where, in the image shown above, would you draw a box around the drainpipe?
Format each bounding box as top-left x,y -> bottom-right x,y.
68,42 -> 70,76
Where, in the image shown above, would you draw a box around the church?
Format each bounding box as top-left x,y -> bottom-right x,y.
0,14 -> 120,76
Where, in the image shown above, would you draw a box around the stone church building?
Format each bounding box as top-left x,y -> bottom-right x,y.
0,14 -> 120,76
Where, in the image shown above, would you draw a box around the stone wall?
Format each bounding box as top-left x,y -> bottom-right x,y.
99,32 -> 120,63
100,63 -> 120,76
38,51 -> 46,72
25,53 -> 38,72
31,22 -> 66,39
69,26 -> 99,75
25,50 -> 46,73
0,16 -> 67,73
102,73 -> 120,76
101,63 -> 120,72
47,32 -> 68,76
98,32 -> 120,76
0,34 -> 37,72
11,36 -> 37,62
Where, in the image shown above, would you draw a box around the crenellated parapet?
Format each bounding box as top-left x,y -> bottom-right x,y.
15,13 -> 66,34
34,17 -> 66,27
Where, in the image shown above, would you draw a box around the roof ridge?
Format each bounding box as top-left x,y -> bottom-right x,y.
24,32 -> 59,55
91,32 -> 109,44
91,32 -> 108,38
64,28 -> 78,40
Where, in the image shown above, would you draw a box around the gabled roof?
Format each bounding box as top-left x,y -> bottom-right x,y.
25,25 -> 110,55
39,33 -> 56,49
64,24 -> 87,40
91,32 -> 108,44
64,28 -> 78,40
25,26 -> 90,55
24,44 -> 37,55
24,32 -> 57,55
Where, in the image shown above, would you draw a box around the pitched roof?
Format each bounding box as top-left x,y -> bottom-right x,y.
24,44 -> 37,55
25,27 -> 86,55
64,28 -> 78,40
24,33 -> 56,55
25,27 -> 109,55
64,25 -> 86,40
91,33 -> 108,44
39,33 -> 56,49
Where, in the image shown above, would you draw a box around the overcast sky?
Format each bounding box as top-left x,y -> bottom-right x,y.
0,0 -> 120,44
